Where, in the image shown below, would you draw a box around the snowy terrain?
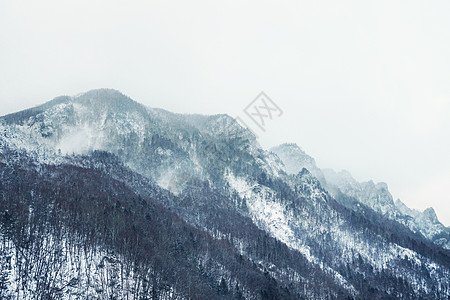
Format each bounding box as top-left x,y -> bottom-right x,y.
0,89 -> 449,299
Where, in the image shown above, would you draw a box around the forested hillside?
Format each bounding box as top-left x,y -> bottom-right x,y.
0,89 -> 449,299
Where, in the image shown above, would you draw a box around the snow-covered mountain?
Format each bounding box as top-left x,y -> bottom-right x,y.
395,199 -> 450,249
271,142 -> 450,250
1,89 -> 449,299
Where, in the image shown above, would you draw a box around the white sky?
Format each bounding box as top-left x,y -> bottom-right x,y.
1,0 -> 449,225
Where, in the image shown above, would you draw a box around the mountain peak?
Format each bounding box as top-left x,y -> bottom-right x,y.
1,89 -> 143,126
422,207 -> 439,223
273,142 -> 304,152
76,88 -> 126,99
270,143 -> 319,175
71,89 -> 143,112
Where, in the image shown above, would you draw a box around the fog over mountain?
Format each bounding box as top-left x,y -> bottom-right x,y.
2,1 -> 450,228
0,89 -> 449,299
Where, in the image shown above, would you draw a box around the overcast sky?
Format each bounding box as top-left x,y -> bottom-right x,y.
1,0 -> 449,225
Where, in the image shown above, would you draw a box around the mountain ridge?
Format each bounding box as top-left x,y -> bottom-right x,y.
1,89 -> 449,299
271,142 -> 450,250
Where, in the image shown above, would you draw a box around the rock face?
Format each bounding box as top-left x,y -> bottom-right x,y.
395,199 -> 450,249
0,89 -> 449,299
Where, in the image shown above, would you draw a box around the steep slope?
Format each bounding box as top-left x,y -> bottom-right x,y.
395,199 -> 450,249
270,143 -> 323,180
271,143 -> 450,250
321,168 -> 400,218
0,154 -> 313,299
1,89 -> 449,299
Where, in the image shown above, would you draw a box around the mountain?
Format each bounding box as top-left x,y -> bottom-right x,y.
395,199 -> 450,249
0,89 -> 449,299
271,143 -> 450,250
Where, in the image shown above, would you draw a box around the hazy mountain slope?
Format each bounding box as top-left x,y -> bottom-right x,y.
1,89 -> 449,299
395,199 -> 450,249
271,142 -> 450,250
